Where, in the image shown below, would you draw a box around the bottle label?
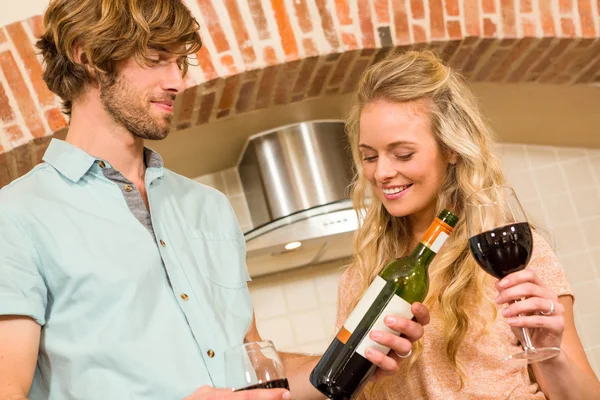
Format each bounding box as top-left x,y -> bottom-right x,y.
336,276 -> 413,359
422,217 -> 453,253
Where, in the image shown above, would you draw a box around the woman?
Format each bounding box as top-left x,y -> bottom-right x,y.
338,50 -> 600,399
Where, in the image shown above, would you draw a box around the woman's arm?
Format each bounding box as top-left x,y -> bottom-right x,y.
497,271 -> 600,400
531,295 -> 600,400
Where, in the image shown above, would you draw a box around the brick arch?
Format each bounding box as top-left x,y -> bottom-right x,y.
1,0 -> 600,187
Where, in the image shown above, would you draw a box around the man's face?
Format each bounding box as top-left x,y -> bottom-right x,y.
99,50 -> 186,140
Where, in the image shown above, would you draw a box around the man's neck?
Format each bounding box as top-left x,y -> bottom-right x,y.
65,94 -> 146,184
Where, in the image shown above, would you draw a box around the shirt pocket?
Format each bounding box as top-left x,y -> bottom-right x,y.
185,228 -> 254,362
186,229 -> 250,289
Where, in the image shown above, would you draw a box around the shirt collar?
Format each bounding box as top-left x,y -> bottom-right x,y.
144,146 -> 165,183
42,139 -> 96,183
144,146 -> 164,169
43,139 -> 165,183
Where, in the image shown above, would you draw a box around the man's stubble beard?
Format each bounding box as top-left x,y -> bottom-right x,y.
99,73 -> 173,141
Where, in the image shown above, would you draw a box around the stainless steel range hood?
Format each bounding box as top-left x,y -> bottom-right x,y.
238,120 -> 358,277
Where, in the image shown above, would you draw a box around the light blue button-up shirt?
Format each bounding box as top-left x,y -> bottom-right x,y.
0,139 -> 253,399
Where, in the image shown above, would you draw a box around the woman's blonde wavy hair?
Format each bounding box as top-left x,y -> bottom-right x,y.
345,50 -> 505,387
36,0 -> 203,116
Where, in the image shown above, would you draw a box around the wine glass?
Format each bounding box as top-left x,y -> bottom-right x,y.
466,185 -> 560,363
224,340 -> 290,391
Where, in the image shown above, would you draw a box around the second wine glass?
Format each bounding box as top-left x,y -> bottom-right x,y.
466,185 -> 560,364
224,340 -> 290,392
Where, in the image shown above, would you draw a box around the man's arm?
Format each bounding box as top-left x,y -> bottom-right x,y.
0,210 -> 47,400
0,316 -> 41,400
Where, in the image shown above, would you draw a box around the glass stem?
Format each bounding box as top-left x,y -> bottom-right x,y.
521,327 -> 535,351
513,299 -> 535,351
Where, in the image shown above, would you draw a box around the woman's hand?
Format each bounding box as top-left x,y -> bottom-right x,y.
495,269 -> 565,350
363,302 -> 430,380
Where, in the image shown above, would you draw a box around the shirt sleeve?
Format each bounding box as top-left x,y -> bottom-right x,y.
0,209 -> 47,325
528,230 -> 572,299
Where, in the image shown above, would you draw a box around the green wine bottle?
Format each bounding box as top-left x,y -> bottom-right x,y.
310,209 -> 459,400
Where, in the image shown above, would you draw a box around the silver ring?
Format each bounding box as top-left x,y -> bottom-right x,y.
394,348 -> 413,358
540,299 -> 555,316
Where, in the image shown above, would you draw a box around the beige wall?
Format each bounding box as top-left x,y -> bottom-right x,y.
196,142 -> 600,378
194,167 -> 253,233
0,0 -> 48,26
248,259 -> 348,355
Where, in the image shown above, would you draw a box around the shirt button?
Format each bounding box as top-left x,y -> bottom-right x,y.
124,184 -> 133,192
207,349 -> 215,358
159,240 -> 166,247
98,161 -> 106,168
180,293 -> 189,301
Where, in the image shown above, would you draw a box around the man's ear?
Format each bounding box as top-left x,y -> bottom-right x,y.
73,43 -> 96,79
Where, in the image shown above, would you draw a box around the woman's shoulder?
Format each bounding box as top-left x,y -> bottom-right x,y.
530,228 -> 561,270
335,263 -> 367,327
337,263 -> 364,302
531,228 -> 556,255
529,228 -> 572,297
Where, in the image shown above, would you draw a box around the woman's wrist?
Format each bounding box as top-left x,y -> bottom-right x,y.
537,350 -> 570,369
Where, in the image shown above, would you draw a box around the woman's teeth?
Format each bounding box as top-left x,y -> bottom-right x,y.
382,185 -> 411,195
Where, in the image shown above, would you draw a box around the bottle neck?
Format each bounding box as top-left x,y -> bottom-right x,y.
410,215 -> 454,269
410,242 -> 437,270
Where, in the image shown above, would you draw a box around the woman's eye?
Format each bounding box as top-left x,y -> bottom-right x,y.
362,155 -> 377,162
395,153 -> 414,160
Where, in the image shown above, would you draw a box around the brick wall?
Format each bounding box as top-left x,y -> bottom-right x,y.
1,0 -> 600,187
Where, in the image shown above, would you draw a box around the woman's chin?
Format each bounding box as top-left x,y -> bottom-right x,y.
381,203 -> 413,218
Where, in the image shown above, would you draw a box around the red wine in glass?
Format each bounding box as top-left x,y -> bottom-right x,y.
469,221 -> 533,279
236,378 -> 290,391
225,340 -> 290,392
466,186 -> 560,364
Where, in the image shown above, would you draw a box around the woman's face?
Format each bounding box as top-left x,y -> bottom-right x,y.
358,99 -> 452,222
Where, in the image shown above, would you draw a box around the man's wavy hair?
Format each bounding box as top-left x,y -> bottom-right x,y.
36,0 -> 203,116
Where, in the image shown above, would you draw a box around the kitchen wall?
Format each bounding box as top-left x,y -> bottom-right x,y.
194,168 -> 253,233
195,143 -> 600,377
0,0 -> 48,27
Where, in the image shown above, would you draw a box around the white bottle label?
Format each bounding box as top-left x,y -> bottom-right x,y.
430,231 -> 449,253
336,276 -> 413,359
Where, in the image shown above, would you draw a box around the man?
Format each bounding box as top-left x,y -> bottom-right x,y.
0,1 -> 429,399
